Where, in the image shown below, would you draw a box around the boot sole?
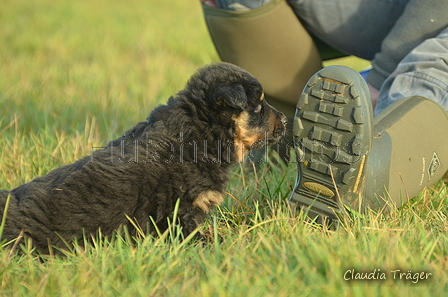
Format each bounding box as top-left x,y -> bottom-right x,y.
289,65 -> 373,223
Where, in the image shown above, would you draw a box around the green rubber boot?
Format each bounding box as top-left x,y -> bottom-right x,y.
202,0 -> 322,118
364,96 -> 448,210
289,65 -> 448,224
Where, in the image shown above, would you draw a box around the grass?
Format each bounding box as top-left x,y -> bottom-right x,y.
0,0 -> 447,296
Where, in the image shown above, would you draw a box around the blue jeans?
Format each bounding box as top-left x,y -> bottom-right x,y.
375,27 -> 448,115
287,0 -> 409,61
286,0 -> 448,115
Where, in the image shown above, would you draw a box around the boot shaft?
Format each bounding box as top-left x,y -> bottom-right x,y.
363,96 -> 448,210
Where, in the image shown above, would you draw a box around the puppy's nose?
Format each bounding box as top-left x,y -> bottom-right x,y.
281,114 -> 288,127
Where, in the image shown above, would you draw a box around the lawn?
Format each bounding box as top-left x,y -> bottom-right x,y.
0,0 -> 447,296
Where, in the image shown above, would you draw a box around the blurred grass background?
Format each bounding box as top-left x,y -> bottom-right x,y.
0,0 -> 447,296
0,0 -> 216,136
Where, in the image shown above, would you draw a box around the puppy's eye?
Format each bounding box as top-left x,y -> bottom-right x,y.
254,105 -> 262,113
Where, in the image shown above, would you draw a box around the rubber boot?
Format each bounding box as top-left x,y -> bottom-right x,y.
363,96 -> 448,210
202,0 -> 322,118
289,65 -> 448,224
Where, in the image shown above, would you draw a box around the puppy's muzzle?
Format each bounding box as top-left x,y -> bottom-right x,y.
267,105 -> 288,141
274,110 -> 288,134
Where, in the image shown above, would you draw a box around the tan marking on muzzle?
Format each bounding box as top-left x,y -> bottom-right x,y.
232,111 -> 263,162
193,190 -> 224,213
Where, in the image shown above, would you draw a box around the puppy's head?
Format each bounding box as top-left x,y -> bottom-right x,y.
183,63 -> 287,162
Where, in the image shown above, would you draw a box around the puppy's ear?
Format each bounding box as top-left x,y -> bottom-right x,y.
215,84 -> 248,109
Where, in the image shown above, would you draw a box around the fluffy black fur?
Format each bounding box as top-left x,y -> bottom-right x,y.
0,63 -> 286,253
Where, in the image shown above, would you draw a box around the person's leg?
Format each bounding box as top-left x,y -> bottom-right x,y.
375,26 -> 448,115
286,0 -> 409,60
366,96 -> 448,209
213,0 -> 271,10
290,65 -> 448,224
201,0 -> 322,118
205,0 -> 409,60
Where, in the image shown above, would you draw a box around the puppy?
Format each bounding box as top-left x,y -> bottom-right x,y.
0,63 -> 287,253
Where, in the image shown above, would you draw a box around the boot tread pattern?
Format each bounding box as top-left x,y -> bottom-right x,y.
290,66 -> 373,222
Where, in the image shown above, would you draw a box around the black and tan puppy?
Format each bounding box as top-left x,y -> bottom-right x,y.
0,63 -> 287,253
